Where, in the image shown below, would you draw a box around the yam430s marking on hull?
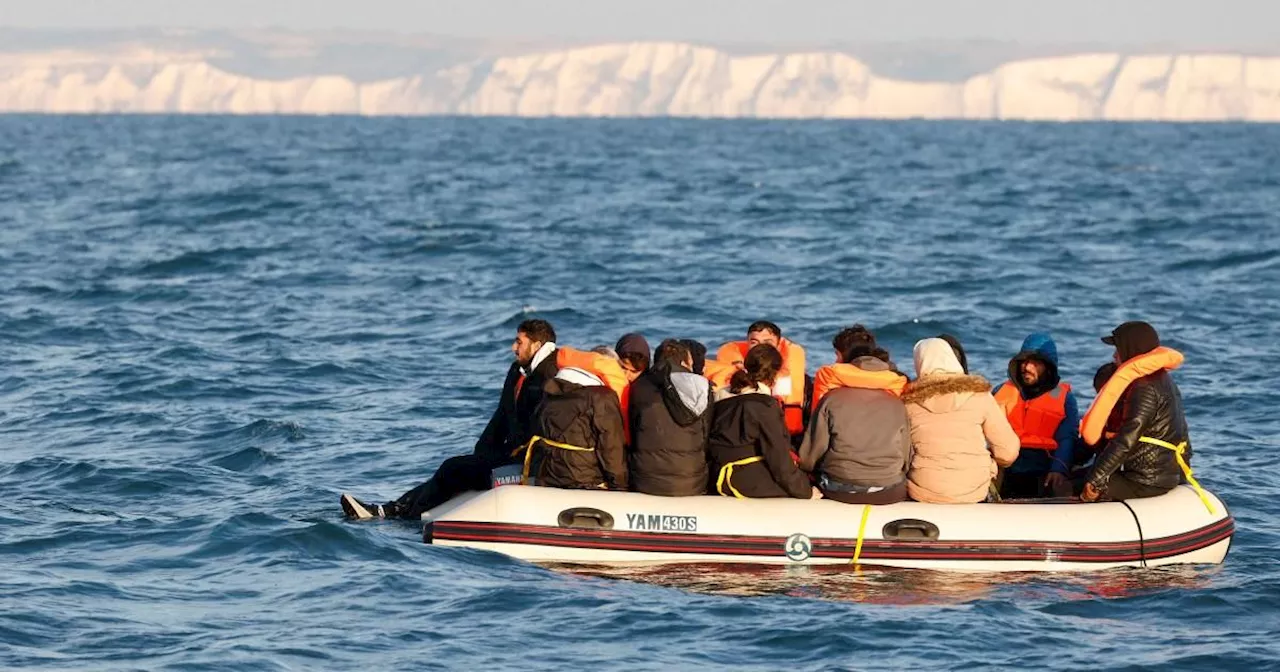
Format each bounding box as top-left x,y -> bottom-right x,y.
625,513 -> 698,532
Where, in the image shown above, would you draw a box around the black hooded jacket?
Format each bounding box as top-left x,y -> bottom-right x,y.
473,349 -> 560,469
708,389 -> 812,499
531,376 -> 628,490
628,364 -> 713,496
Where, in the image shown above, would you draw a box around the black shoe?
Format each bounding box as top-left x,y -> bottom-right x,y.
341,493 -> 389,519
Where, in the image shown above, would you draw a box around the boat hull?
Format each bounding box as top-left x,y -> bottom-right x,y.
422,484 -> 1232,572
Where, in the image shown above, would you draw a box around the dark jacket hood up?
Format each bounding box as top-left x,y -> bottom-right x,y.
628,364 -> 713,497
1008,332 -> 1061,399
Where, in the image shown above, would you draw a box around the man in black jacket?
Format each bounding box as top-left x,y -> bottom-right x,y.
1082,321 -> 1190,502
628,340 -> 713,496
340,319 -> 559,518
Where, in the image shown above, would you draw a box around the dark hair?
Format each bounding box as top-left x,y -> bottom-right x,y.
729,344 -> 783,393
654,339 -> 692,371
747,320 -> 782,339
833,324 -> 877,362
1093,362 -> 1118,392
871,347 -> 892,364
937,333 -> 969,374
619,351 -> 649,373
518,319 -> 556,344
678,339 -> 707,375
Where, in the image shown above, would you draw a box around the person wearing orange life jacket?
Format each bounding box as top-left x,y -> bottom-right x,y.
715,321 -> 810,443
340,319 -> 560,519
1082,321 -> 1192,502
799,326 -> 911,505
993,333 -> 1080,499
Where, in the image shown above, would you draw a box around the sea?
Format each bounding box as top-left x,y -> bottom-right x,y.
2,115 -> 1279,670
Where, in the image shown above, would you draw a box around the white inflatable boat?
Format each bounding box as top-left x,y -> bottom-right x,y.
421,484 -> 1233,572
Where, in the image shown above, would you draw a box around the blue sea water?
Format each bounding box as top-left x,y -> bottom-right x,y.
2,115 -> 1279,670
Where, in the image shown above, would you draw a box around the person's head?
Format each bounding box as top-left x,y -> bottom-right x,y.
615,332 -> 651,382
654,339 -> 694,372
729,343 -> 783,393
746,321 -> 782,349
832,325 -> 877,363
937,333 -> 969,374
1093,361 -> 1118,393
678,339 -> 707,375
913,338 -> 965,379
512,319 -> 556,367
1103,321 -> 1160,363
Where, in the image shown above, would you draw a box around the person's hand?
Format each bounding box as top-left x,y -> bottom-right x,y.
1081,482 -> 1100,502
810,486 -> 824,500
1044,472 -> 1069,497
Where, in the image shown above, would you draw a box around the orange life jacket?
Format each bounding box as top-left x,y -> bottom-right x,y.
1079,347 -> 1184,446
810,363 -> 907,412
716,339 -> 807,435
556,347 -> 632,441
701,359 -> 739,390
994,382 -> 1071,450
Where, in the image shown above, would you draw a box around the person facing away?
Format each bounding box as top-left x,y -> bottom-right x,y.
528,365 -> 628,490
1081,321 -> 1191,502
993,333 -> 1080,499
799,326 -> 912,505
708,343 -> 820,500
713,321 -> 810,440
339,319 -> 560,519
936,333 -> 969,374
902,338 -> 1019,504
628,339 -> 713,496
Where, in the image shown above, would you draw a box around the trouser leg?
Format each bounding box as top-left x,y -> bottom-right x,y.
391,454 -> 494,519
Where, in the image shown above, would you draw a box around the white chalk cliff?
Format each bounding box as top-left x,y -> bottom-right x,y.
2,42 -> 1279,121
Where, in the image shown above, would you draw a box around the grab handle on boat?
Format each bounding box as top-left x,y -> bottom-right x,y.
557,507 -> 615,530
882,519 -> 939,541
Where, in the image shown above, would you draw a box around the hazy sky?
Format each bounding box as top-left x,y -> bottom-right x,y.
0,0 -> 1275,48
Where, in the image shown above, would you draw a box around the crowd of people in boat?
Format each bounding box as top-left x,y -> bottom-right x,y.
341,317 -> 1195,519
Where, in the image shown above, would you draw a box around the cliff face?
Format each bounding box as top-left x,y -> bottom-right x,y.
3,42 -> 1278,121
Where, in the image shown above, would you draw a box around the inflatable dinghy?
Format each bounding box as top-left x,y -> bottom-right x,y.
421,484 -> 1232,572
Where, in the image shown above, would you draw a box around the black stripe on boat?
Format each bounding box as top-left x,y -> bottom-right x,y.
426,516 -> 1234,564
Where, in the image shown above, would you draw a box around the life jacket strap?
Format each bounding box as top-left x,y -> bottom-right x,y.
851,504 -> 872,568
715,455 -> 764,499
1137,436 -> 1213,514
513,435 -> 595,485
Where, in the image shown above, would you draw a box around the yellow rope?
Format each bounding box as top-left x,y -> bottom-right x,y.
514,435 -> 594,485
1138,436 -> 1214,514
852,504 -> 871,567
715,456 -> 764,498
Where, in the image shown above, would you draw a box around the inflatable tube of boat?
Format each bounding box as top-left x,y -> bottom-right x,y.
420,484 -> 1232,572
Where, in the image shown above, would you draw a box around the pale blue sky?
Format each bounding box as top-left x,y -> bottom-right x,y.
0,0 -> 1274,48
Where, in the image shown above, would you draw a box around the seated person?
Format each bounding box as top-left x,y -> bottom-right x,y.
528,364 -> 628,490
993,333 -> 1079,499
714,321 -> 809,443
1082,321 -> 1192,502
628,340 -> 713,496
799,326 -> 911,505
903,338 -> 1019,504
708,344 -> 820,500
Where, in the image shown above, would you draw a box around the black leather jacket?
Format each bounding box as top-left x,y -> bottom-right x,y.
1086,370 -> 1190,492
